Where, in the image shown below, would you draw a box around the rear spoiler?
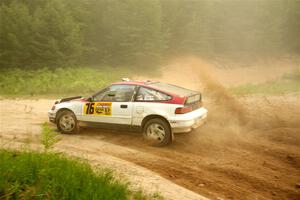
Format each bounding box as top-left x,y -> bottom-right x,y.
185,93 -> 201,105
55,96 -> 82,104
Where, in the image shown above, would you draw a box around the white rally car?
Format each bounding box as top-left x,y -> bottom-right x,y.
48,79 -> 207,146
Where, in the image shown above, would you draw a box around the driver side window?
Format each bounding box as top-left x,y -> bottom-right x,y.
93,85 -> 135,102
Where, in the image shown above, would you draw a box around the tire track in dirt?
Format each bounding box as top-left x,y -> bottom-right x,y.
1,96 -> 300,200
1,56 -> 300,199
92,131 -> 300,200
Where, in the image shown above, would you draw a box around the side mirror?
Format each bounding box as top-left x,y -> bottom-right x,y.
87,96 -> 93,102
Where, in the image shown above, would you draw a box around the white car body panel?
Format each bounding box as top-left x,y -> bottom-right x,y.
48,82 -> 208,134
169,107 -> 208,133
80,102 -> 133,125
52,101 -> 133,125
54,101 -> 83,117
49,100 -> 207,133
131,102 -> 181,126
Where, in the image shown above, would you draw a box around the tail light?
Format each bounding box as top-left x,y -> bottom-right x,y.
175,106 -> 192,114
175,99 -> 203,114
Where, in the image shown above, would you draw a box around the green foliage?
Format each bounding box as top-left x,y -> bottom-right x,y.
85,0 -> 165,65
0,150 -> 142,199
0,66 -> 136,96
230,71 -> 300,95
1,0 -> 300,68
0,2 -> 33,67
0,123 -> 164,200
41,122 -> 61,151
160,0 -> 300,60
0,0 -> 83,68
30,0 -> 83,67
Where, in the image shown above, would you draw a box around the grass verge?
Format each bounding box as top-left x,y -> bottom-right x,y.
0,149 -> 127,199
0,149 -> 162,200
229,71 -> 300,95
41,122 -> 61,152
0,123 -> 163,200
0,66 -> 159,97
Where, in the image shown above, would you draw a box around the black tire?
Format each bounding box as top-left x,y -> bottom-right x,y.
143,118 -> 172,147
56,110 -> 79,134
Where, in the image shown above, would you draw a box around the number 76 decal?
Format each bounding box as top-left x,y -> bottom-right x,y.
84,102 -> 112,115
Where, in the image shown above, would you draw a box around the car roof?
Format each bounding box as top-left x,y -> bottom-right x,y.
112,80 -> 198,96
112,81 -> 151,86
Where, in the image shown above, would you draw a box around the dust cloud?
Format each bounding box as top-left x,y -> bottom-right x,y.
136,56 -> 300,149
158,57 -> 249,150
131,57 -> 300,199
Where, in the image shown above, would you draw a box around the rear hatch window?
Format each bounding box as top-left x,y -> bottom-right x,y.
186,94 -> 201,104
148,82 -> 198,97
185,94 -> 202,111
149,82 -> 202,111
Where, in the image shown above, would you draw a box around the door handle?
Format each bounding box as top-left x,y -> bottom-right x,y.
120,104 -> 128,108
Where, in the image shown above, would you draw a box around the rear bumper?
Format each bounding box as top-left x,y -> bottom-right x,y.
169,107 -> 208,133
48,110 -> 56,123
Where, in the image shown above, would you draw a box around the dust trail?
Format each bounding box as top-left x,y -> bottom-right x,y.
141,56 -> 299,130
178,57 -> 248,125
150,56 -> 248,126
135,56 -> 300,150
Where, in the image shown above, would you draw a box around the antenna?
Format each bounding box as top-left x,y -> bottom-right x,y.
121,78 -> 130,82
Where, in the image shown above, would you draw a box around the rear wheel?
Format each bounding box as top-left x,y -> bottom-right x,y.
56,110 -> 79,134
143,118 -> 172,146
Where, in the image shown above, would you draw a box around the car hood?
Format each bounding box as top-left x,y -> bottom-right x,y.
55,96 -> 82,104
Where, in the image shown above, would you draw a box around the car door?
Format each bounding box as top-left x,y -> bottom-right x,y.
81,84 -> 135,125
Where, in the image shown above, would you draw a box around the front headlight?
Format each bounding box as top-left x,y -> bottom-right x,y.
51,105 -> 56,110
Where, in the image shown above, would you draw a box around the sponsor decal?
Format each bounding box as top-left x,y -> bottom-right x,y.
84,102 -> 112,116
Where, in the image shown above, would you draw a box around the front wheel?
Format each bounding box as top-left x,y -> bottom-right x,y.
143,118 -> 172,146
56,110 -> 79,134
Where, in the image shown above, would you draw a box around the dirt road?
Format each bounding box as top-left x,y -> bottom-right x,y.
1,58 -> 300,199
0,98 -> 208,200
0,95 -> 299,200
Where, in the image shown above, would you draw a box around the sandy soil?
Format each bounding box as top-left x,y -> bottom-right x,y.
0,99 -> 208,200
0,95 -> 299,200
1,57 -> 300,200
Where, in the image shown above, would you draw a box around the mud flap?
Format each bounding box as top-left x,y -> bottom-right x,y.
171,130 -> 174,142
75,123 -> 80,134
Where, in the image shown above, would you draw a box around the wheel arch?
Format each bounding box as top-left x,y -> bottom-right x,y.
142,114 -> 171,132
141,114 -> 174,143
55,108 -> 76,123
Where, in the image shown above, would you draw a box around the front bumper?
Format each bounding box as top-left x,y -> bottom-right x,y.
48,110 -> 56,123
169,107 -> 208,133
